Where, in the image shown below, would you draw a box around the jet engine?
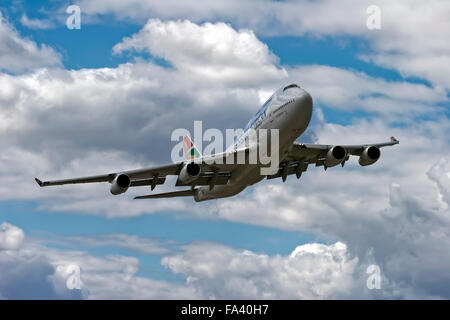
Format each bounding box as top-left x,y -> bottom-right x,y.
178,162 -> 201,184
359,146 -> 380,166
324,146 -> 346,167
110,174 -> 131,195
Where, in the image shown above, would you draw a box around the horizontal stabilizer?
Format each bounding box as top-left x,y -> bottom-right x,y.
134,189 -> 196,199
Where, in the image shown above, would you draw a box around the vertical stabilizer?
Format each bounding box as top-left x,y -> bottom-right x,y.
183,135 -> 202,160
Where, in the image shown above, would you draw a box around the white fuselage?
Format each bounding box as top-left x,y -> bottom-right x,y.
194,85 -> 313,201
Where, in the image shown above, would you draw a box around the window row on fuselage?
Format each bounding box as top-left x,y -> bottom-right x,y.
235,98 -> 294,148
271,99 -> 294,117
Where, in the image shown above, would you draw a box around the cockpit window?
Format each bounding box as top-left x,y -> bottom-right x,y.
283,84 -> 300,91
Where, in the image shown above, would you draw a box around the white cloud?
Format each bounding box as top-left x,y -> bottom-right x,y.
162,241 -> 360,299
426,158 -> 450,208
77,0 -> 450,89
0,12 -> 61,73
359,0 -> 450,90
287,65 -> 446,116
113,19 -> 287,85
0,222 -> 25,251
20,14 -> 54,30
78,0 -> 266,24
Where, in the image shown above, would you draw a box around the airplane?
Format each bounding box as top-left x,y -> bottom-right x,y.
35,84 -> 399,202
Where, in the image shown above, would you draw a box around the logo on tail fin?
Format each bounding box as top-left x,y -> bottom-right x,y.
183,135 -> 202,160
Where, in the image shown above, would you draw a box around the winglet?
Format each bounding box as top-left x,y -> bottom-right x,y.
35,178 -> 44,187
390,136 -> 399,143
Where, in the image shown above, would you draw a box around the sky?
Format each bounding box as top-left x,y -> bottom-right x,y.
0,0 -> 449,299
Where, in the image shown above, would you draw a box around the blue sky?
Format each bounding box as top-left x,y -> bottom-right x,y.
0,0 -> 449,299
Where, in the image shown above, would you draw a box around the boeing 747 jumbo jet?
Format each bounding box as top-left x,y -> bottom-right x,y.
35,84 -> 399,201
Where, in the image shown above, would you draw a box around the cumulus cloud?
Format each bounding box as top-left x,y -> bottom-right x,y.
0,12 -> 61,73
287,65 -> 447,116
0,223 -> 83,299
427,158 -> 450,207
359,0 -> 450,90
0,252 -> 80,299
162,241 -> 360,299
0,222 -> 25,251
113,19 -> 286,84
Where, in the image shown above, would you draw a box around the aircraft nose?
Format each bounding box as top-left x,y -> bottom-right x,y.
291,89 -> 313,129
294,89 -> 313,115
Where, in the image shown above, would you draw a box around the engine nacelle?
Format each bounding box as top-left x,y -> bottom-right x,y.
324,146 -> 346,167
110,174 -> 131,195
178,162 -> 201,184
359,146 -> 380,166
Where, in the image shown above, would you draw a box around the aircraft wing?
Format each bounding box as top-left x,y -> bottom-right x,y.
34,162 -> 179,188
267,137 -> 399,181
35,148 -> 249,189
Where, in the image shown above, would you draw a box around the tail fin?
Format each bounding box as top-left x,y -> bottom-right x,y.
183,135 -> 202,160
390,136 -> 399,143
